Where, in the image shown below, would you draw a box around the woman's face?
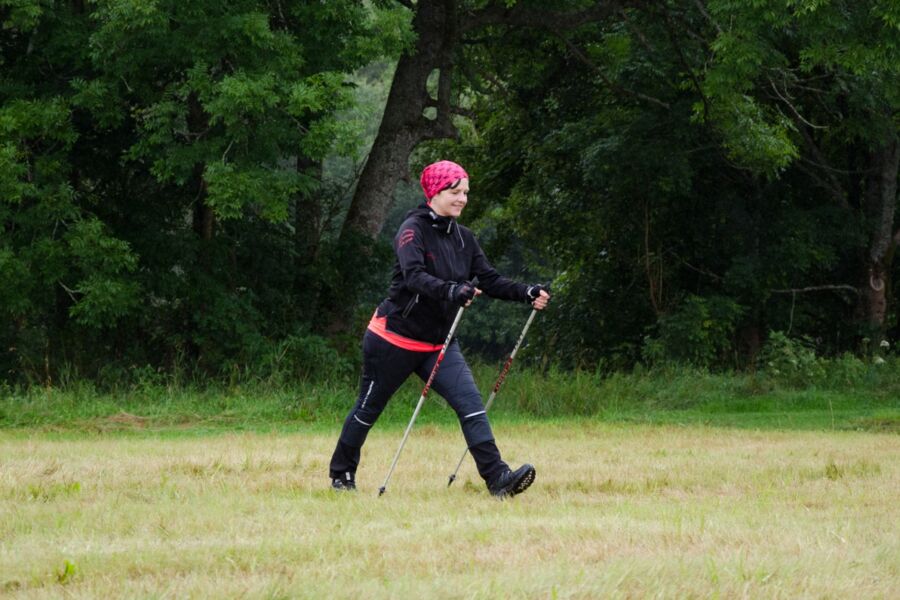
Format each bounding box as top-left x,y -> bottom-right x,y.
429,178 -> 469,218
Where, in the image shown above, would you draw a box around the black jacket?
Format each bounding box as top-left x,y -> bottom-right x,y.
376,204 -> 530,344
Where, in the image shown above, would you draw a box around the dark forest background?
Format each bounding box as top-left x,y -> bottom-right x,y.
2,0 -> 898,387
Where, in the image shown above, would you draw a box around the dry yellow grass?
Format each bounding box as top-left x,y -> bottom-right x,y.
1,422 -> 898,598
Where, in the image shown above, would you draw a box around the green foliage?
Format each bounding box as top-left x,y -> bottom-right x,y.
251,332 -> 354,385
56,560 -> 77,585
2,359 -> 898,432
0,0 -> 45,31
0,1 -> 401,384
456,0 -> 899,372
700,94 -> 799,175
2,0 -> 900,384
203,163 -> 311,222
823,353 -> 871,388
758,331 -> 825,384
644,295 -> 745,368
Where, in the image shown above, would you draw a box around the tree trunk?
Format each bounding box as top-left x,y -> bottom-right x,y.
338,0 -> 620,242
293,155 -> 324,314
329,1 -> 625,334
294,155 -> 323,268
327,0 -> 460,333
738,321 -> 762,369
191,182 -> 214,241
857,138 -> 899,341
339,0 -> 459,242
188,93 -> 214,243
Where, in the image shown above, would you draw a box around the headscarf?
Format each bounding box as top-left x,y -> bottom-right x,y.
419,160 -> 469,201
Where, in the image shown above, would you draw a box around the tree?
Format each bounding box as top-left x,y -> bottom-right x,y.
451,0 -> 900,367
332,0 -> 629,331
694,0 -> 900,342
341,0 -> 628,241
0,0 -> 400,381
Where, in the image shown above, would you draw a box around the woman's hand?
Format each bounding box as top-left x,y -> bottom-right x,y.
526,285 -> 551,310
449,281 -> 482,307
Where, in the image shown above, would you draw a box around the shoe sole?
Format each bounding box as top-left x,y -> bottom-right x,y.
495,465 -> 536,498
511,465 -> 535,496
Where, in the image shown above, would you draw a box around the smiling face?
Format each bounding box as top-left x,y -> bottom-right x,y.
428,178 -> 469,218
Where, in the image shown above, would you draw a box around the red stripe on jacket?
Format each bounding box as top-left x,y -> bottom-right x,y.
367,312 -> 443,352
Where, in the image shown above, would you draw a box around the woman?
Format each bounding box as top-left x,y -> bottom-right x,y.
329,160 -> 550,497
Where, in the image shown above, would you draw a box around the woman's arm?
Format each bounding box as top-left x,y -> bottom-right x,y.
395,223 -> 453,300
470,236 -> 551,309
469,242 -> 531,302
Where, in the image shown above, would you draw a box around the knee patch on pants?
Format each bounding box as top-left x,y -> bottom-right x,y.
339,415 -> 372,448
339,377 -> 386,448
461,412 -> 494,447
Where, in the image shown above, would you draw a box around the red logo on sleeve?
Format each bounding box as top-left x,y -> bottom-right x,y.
398,229 -> 416,248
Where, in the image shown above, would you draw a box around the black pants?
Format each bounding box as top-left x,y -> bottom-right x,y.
329,331 -> 508,484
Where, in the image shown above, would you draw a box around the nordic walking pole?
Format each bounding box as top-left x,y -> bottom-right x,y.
447,307 -> 538,487
378,279 -> 477,497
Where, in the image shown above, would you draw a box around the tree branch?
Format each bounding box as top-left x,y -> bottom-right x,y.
451,105 -> 477,120
58,281 -> 82,302
554,32 -> 671,110
618,7 -> 656,55
794,162 -> 848,208
692,0 -> 723,35
659,5 -> 712,46
482,68 -> 511,94
658,4 -> 711,119
771,285 -> 859,295
666,250 -> 724,281
768,77 -> 826,130
776,91 -> 850,209
462,1 -> 623,33
419,65 -> 459,140
437,61 -> 453,113
428,16 -> 460,139
424,98 -> 476,121
421,117 -> 459,140
393,0 -> 414,10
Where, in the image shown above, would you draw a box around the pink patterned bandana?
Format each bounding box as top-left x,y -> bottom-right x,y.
420,160 -> 469,201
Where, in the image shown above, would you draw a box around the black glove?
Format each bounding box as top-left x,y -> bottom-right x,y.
448,281 -> 477,306
526,284 -> 550,303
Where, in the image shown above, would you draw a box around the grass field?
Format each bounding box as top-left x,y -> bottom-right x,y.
2,420 -> 898,598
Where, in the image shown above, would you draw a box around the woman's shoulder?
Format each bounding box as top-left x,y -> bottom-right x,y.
395,214 -> 425,237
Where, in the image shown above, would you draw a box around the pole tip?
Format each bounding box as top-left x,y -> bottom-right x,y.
447,474 -> 456,487
378,486 -> 386,496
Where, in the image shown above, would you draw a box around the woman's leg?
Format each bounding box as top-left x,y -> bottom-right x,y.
329,332 -> 422,481
422,340 -> 509,485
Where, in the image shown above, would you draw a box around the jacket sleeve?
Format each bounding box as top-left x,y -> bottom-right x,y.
469,235 -> 530,302
395,222 -> 453,301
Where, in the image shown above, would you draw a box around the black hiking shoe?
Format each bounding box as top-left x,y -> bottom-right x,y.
331,473 -> 356,492
488,464 -> 535,498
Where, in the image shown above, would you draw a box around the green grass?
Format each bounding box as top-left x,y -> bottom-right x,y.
1,423 -> 898,598
2,364 -> 898,434
1,367 -> 897,597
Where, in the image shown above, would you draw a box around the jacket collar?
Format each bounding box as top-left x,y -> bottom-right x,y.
409,203 -> 455,235
407,203 -> 465,248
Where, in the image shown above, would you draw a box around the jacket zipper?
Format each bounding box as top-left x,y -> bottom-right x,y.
402,293 -> 419,317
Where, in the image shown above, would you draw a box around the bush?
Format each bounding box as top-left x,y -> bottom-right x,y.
643,295 -> 744,368
250,332 -> 354,385
758,331 -> 825,385
822,353 -> 868,387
